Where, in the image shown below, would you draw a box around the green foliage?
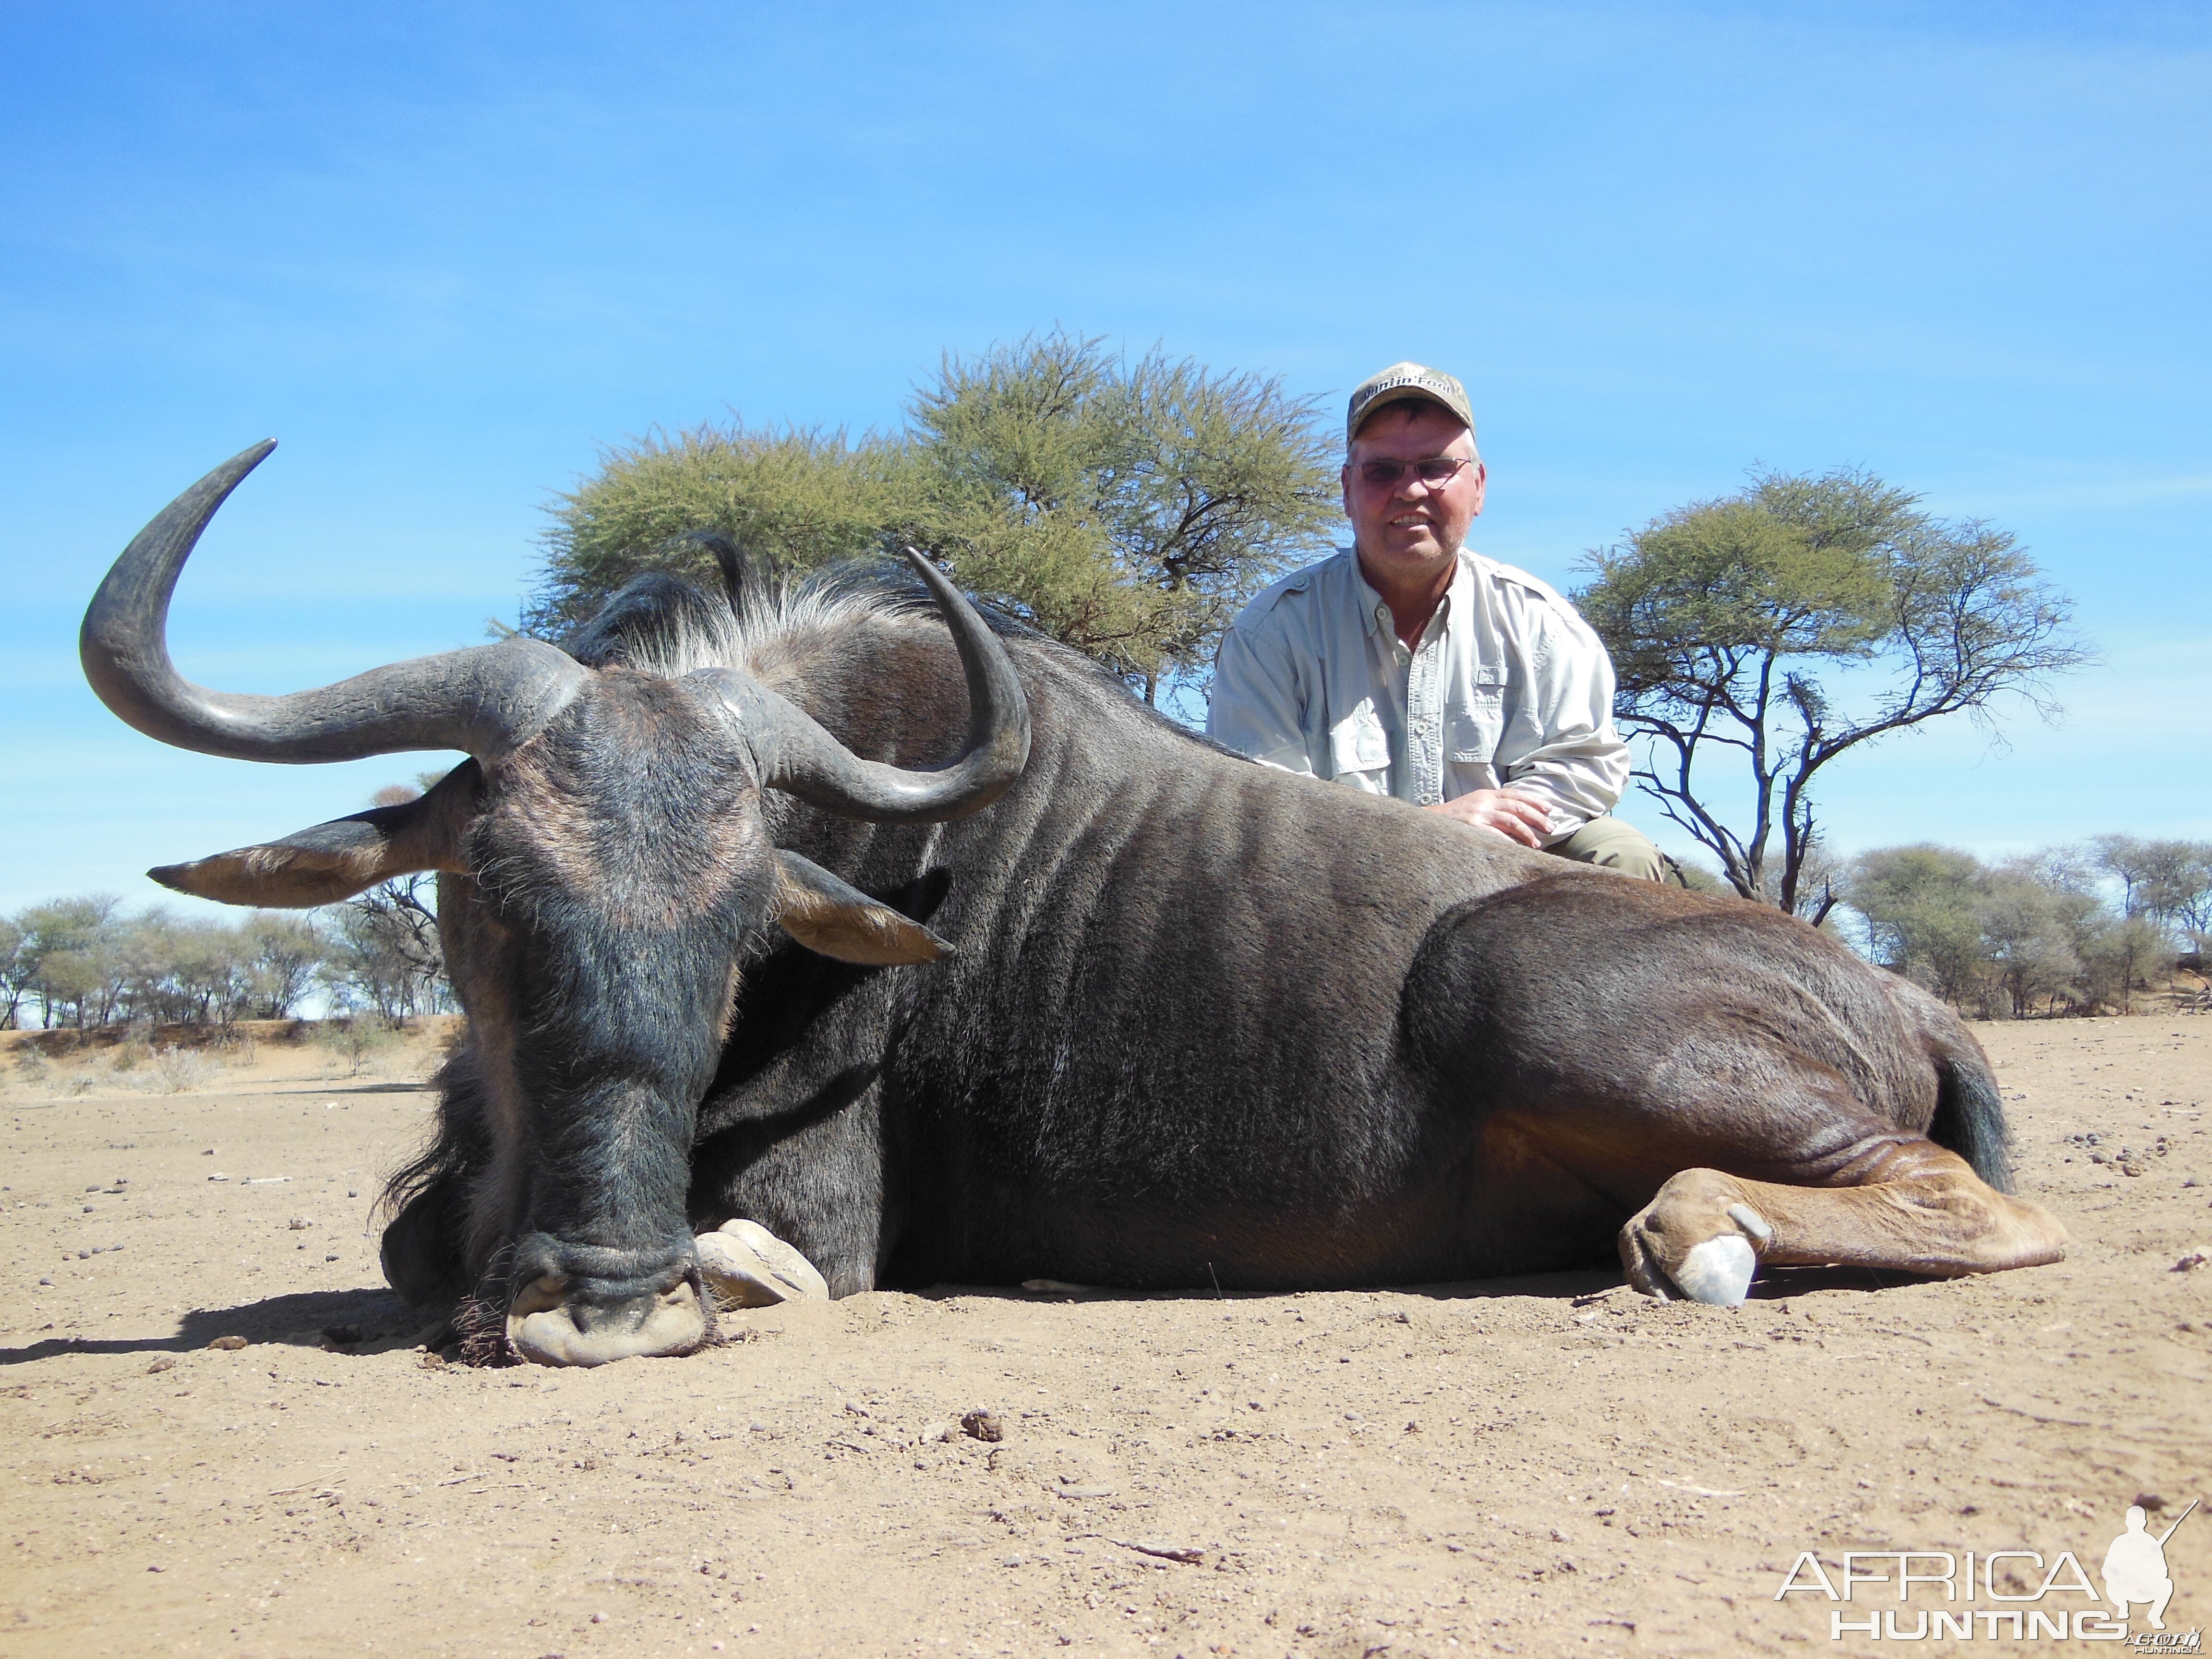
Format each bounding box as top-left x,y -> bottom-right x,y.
1845,841 -> 2184,1016
531,423 -> 929,634
1847,845 -> 1991,1003
15,894 -> 125,1029
531,330 -> 1340,702
910,333 -> 1341,695
1578,468 -> 2091,915
2092,835 -> 2212,945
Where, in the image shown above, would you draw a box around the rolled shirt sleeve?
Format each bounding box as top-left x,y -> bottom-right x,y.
1490,591 -> 1630,840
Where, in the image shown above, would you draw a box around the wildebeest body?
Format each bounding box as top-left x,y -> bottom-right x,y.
88,446 -> 2067,1363
427,597 -> 1988,1298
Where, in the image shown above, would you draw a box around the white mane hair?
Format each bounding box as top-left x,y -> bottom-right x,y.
617,565 -> 935,687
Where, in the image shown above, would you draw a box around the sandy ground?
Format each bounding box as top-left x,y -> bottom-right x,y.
1,1016 -> 2207,1658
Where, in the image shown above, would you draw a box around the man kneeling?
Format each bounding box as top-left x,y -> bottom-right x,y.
1208,361 -> 1662,879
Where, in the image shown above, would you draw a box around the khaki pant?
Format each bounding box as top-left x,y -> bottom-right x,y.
1545,816 -> 1665,882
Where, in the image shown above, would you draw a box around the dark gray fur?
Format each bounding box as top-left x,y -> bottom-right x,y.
385,567 -> 2014,1306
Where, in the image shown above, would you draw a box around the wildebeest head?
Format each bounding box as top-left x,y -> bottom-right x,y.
80,443 -> 1029,1364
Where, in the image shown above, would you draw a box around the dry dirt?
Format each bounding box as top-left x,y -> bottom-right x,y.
1,1016 -> 2207,1658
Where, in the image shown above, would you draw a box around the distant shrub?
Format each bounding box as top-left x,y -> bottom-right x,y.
149,1045 -> 216,1093
317,1016 -> 398,1078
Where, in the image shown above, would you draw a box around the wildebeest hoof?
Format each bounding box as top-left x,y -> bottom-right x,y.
507,1276 -> 707,1367
1619,1169 -> 1771,1306
697,1220 -> 829,1307
1669,1233 -> 1758,1306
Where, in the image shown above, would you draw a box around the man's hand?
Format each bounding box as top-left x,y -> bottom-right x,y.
1424,787 -> 1555,848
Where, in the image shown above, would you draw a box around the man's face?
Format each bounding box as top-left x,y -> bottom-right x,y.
1340,402 -> 1486,587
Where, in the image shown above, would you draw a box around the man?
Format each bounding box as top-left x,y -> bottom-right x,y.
1208,361 -> 1663,880
2100,1503 -> 2181,1631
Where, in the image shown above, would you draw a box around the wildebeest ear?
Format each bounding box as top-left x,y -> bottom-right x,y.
149,763 -> 482,909
770,850 -> 951,966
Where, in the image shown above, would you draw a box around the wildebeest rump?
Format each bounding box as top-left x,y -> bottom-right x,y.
82,445 -> 2068,1365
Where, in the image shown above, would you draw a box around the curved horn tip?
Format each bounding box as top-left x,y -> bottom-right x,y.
205,439 -> 280,487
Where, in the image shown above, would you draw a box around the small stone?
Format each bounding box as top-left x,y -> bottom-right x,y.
36,1276 -> 51,1287
146,1356 -> 177,1374
419,1351 -> 446,1370
748,1419 -> 769,1432
2173,1250 -> 2209,1273
961,1409 -> 1004,1443
288,1216 -> 314,1230
207,1334 -> 248,1351
1002,1554 -> 1023,1568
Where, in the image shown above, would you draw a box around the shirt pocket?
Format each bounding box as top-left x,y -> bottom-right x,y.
1327,707 -> 1390,781
1446,677 -> 1505,764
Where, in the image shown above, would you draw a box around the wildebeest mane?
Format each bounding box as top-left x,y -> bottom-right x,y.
560,553 -> 1248,762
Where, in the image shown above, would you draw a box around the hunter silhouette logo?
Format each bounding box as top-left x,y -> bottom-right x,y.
1772,1495 -> 2202,1645
2106,1500 -> 2195,1634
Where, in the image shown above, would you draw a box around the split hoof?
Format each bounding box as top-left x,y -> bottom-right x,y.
696,1219 -> 829,1308
1670,1233 -> 1758,1306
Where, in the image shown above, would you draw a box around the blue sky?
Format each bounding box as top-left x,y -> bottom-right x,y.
4,1 -> 2206,917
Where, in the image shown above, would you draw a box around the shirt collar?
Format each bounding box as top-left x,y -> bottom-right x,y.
1351,548 -> 1473,646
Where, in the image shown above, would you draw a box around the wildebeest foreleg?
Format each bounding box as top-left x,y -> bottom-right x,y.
1618,1141 -> 2067,1306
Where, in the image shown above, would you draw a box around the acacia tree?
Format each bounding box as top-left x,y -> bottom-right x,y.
531,330 -> 1339,706
909,332 -> 1341,702
0,915 -> 25,1030
319,781 -> 451,1020
1576,469 -> 2091,918
16,894 -> 125,1028
2093,835 -> 2212,949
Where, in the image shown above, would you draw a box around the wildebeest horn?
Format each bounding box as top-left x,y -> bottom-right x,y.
81,442 -> 587,764
701,549 -> 1031,824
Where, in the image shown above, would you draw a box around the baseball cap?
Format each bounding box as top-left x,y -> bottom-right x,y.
1346,362 -> 1475,446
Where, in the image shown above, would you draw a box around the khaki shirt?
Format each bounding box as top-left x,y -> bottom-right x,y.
1206,547 -> 1631,842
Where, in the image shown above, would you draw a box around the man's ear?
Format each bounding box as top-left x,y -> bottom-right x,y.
770,850 -> 950,966
149,762 -> 482,908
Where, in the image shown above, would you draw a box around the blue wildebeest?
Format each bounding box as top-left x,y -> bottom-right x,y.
82,445 -> 2067,1365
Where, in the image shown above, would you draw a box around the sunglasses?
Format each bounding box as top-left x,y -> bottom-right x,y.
1354,456 -> 1474,488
